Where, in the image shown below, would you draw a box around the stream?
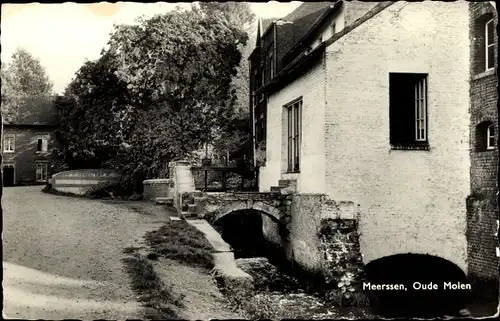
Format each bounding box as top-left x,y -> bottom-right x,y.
234,257 -> 376,320
213,212 -> 376,319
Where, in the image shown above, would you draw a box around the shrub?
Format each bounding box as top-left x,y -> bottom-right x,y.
84,180 -> 124,199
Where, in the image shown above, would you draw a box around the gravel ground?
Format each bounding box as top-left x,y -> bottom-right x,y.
2,186 -> 168,319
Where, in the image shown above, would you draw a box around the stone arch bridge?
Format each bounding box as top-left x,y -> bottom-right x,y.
181,191 -> 293,226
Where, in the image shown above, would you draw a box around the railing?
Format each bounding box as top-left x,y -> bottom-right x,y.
191,164 -> 259,192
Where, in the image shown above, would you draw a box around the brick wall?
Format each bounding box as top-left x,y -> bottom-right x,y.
324,1 -> 470,272
259,57 -> 327,193
2,127 -> 58,184
467,0 -> 499,294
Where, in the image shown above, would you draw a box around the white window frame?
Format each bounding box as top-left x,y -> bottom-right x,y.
285,98 -> 302,172
415,77 -> 428,142
487,124 -> 495,150
3,135 -> 15,153
36,136 -> 48,153
36,162 -> 48,182
485,19 -> 495,71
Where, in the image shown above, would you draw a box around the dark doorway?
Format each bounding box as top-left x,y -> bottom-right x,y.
3,165 -> 15,187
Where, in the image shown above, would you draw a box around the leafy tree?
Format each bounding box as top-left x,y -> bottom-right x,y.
195,2 -> 256,161
107,7 -> 248,148
56,6 -> 250,193
8,48 -> 53,96
54,53 -> 134,169
1,48 -> 53,121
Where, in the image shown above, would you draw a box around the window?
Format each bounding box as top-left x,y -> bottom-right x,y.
389,73 -> 429,149
259,113 -> 266,142
487,124 -> 495,150
485,19 -> 495,71
36,137 -> 48,153
3,135 -> 15,152
474,15 -> 496,74
36,162 -> 48,181
285,98 -> 302,172
476,121 -> 495,152
332,22 -> 337,36
252,68 -> 259,90
269,52 -> 274,79
319,35 -> 323,43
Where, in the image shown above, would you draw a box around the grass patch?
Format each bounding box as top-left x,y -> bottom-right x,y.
144,221 -> 214,270
122,254 -> 185,319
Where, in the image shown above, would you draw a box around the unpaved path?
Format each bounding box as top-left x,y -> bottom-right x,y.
2,186 -> 167,319
152,258 -> 242,320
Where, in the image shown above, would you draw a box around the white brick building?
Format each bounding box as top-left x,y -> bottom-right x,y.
250,1 -> 471,273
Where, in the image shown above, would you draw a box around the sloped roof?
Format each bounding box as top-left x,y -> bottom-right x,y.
287,2 -> 334,43
3,96 -> 59,126
262,17 -> 277,33
282,2 -> 333,22
251,2 -> 338,64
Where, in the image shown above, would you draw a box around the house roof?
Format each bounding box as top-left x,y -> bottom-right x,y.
3,95 -> 59,126
282,1 -> 342,63
261,17 -> 276,34
251,2 -> 338,63
282,2 -> 335,45
282,2 -> 333,22
260,1 -> 396,95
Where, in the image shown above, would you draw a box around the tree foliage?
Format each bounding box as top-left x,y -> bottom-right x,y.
56,5 -> 254,193
1,48 -> 53,121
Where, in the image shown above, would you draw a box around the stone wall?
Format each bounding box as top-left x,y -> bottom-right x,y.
142,179 -> 171,201
319,218 -> 365,304
262,193 -> 363,295
169,161 -> 196,215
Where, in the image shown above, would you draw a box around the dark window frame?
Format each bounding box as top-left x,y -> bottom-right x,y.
389,73 -> 430,151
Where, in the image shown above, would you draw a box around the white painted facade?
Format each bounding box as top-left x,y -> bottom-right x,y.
260,1 -> 471,272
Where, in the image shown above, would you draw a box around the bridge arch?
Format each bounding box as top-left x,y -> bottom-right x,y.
363,253 -> 470,317
212,200 -> 289,226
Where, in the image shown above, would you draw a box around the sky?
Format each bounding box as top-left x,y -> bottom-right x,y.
1,1 -> 301,94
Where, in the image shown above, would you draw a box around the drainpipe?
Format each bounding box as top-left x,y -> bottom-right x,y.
251,55 -> 257,168
1,111 -> 3,191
